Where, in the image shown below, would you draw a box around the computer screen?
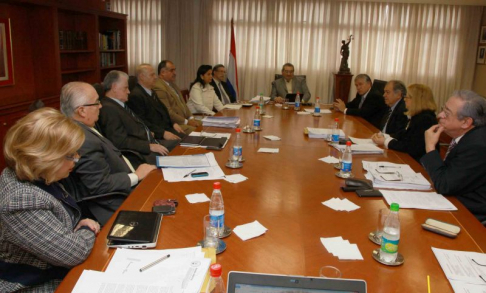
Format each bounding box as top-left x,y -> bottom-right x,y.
235,283 -> 358,293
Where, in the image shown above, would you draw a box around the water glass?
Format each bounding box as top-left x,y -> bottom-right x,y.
203,215 -> 218,249
319,266 -> 342,278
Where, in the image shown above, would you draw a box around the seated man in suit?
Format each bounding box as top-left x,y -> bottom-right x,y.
60,81 -> 156,225
153,60 -> 201,134
98,70 -> 174,167
421,90 -> 486,222
376,80 -> 408,138
210,64 -> 236,104
127,63 -> 185,142
270,63 -> 311,103
333,74 -> 387,128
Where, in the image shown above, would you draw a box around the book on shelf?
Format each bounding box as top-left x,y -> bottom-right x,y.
100,53 -> 117,67
59,30 -> 87,50
99,30 -> 121,50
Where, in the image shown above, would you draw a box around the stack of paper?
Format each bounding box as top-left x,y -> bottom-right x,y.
223,104 -> 242,110
331,143 -> 384,154
262,115 -> 273,118
257,148 -> 279,153
161,153 -> 226,182
185,193 -> 210,203
263,135 -> 281,141
349,137 -> 375,145
320,237 -> 364,260
319,156 -> 340,164
224,174 -> 248,184
363,161 -> 431,190
72,247 -> 210,293
381,190 -> 457,210
322,198 -> 360,211
202,116 -> 240,128
233,220 -> 268,241
250,96 -> 271,103
432,247 -> 486,292
304,108 -> 332,114
297,111 -> 311,115
306,127 -> 345,139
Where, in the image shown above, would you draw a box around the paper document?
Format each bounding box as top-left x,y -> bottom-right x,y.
363,161 -> 431,190
381,190 -> 457,210
233,220 -> 268,241
250,96 -> 271,103
349,137 -> 375,145
306,127 -> 345,139
257,148 -> 279,153
202,116 -> 240,128
224,104 -> 242,110
322,198 -> 360,212
185,193 -> 210,203
320,237 -> 363,260
263,135 -> 281,141
157,154 -> 211,168
332,143 -> 384,154
161,153 -> 225,182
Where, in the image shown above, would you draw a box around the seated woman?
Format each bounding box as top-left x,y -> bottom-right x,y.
0,108 -> 99,292
187,65 -> 225,115
371,84 -> 437,162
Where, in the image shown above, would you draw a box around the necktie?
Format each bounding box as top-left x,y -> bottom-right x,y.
444,139 -> 457,160
124,104 -> 156,143
358,95 -> 366,109
380,109 -> 392,132
218,82 -> 231,105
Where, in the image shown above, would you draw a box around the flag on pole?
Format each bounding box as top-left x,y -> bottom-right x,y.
226,18 -> 239,102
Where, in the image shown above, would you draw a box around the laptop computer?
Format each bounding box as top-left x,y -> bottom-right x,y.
227,271 -> 366,293
107,210 -> 162,249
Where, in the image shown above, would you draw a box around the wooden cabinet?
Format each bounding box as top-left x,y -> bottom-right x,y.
0,0 -> 127,169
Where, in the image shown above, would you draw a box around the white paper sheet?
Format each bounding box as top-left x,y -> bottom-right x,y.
233,220 -> 268,241
363,161 -> 432,190
224,174 -> 248,184
319,156 -> 340,164
262,115 -> 273,118
161,153 -> 225,182
263,135 -> 281,141
320,237 -> 363,260
381,190 -> 457,210
257,148 -> 279,153
307,127 -> 345,139
331,143 -> 384,154
349,137 -> 375,145
185,193 -> 210,203
432,247 -> 486,286
157,153 -> 211,168
322,198 -> 360,212
224,104 -> 242,110
297,111 -> 311,115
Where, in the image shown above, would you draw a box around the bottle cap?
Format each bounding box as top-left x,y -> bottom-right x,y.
213,182 -> 221,190
209,263 -> 222,277
346,141 -> 352,146
256,106 -> 260,109
334,118 -> 339,121
390,203 -> 399,212
236,128 -> 241,133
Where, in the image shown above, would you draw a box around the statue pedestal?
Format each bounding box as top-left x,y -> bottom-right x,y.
333,73 -> 354,103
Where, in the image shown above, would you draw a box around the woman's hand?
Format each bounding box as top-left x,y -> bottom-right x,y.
75,218 -> 101,235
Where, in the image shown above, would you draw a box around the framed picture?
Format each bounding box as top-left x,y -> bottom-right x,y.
0,18 -> 14,87
477,46 -> 486,64
481,26 -> 486,44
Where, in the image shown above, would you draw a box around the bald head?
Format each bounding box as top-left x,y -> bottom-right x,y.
136,63 -> 157,89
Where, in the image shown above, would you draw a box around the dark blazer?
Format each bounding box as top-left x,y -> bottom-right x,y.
382,98 -> 408,138
345,89 -> 388,128
420,126 -> 486,222
127,83 -> 183,139
210,79 -> 236,103
64,122 -> 132,224
388,110 -> 437,162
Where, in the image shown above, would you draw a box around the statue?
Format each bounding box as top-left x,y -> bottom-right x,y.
338,35 -> 353,74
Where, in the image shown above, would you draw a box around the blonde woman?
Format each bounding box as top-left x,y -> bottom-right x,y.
0,108 -> 98,292
372,84 -> 438,162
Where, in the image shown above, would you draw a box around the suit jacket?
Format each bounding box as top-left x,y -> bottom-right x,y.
210,79 -> 236,103
270,77 -> 311,102
382,98 -> 408,138
345,89 -> 388,128
153,79 -> 192,125
420,126 -> 486,222
387,110 -> 437,162
127,83 -> 182,139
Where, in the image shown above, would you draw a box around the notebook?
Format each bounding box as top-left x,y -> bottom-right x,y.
227,271 -> 367,293
180,135 -> 227,149
107,210 -> 162,249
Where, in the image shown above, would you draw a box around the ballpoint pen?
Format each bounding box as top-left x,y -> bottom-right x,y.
183,169 -> 197,178
139,254 -> 170,272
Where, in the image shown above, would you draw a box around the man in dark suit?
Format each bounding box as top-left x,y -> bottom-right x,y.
127,64 -> 186,141
421,90 -> 486,222
270,63 -> 311,103
60,81 -> 156,225
379,80 -> 408,138
333,74 -> 387,128
98,70 -> 174,167
210,64 -> 236,104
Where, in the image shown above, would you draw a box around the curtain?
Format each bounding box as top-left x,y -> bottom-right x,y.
113,0 -> 482,106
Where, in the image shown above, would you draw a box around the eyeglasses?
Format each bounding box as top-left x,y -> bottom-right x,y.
77,99 -> 101,108
440,105 -> 454,118
65,152 -> 80,163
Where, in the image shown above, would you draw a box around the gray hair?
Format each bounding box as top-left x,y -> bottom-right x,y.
388,80 -> 407,98
355,74 -> 372,84
136,63 -> 152,78
60,82 -> 92,118
453,90 -> 486,127
103,70 -> 128,92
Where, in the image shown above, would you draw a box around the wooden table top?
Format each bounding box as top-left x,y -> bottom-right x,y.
56,104 -> 486,293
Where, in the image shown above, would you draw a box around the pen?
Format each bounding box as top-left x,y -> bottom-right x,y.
427,275 -> 431,293
183,169 -> 197,178
139,254 -> 170,272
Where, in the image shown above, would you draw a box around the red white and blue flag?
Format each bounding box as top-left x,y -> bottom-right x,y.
226,18 -> 239,102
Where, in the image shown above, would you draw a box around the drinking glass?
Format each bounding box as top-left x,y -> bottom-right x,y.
319,266 -> 342,278
203,215 -> 218,249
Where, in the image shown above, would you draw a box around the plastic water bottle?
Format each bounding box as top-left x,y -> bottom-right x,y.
294,91 -> 301,111
259,93 -> 265,115
204,264 -> 225,293
314,97 -> 321,114
380,203 -> 400,263
340,141 -> 353,178
253,106 -> 262,131
209,182 -> 225,236
332,118 -> 340,143
228,128 -> 242,167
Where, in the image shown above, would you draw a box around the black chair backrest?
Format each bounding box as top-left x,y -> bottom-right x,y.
92,83 -> 105,99
372,79 -> 387,96
274,74 -> 306,80
128,75 -> 138,92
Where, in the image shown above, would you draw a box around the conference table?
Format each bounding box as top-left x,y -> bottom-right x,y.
57,103 -> 486,293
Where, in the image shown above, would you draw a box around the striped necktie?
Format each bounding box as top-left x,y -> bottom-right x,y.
124,104 -> 157,144
444,139 -> 457,160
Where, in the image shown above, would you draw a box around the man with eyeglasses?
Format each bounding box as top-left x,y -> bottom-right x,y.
271,63 -> 311,103
421,90 -> 486,222
60,81 -> 156,225
210,64 -> 236,104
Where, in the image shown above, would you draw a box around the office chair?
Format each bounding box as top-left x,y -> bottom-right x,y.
371,79 -> 387,96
